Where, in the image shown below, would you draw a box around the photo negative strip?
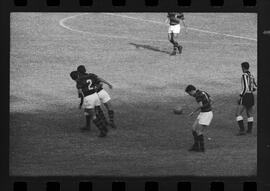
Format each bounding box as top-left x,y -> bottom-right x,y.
2,0 -> 270,190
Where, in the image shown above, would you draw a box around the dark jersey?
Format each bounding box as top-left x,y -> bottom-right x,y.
194,90 -> 212,112
167,12 -> 184,25
96,83 -> 103,92
76,73 -> 99,96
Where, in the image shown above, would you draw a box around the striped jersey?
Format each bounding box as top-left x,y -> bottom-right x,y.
240,71 -> 257,97
194,90 -> 212,112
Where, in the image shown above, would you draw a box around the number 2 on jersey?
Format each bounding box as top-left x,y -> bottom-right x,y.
86,79 -> 94,90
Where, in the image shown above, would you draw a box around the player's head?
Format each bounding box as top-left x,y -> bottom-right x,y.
185,84 -> 196,96
77,65 -> 87,74
70,71 -> 79,81
241,62 -> 249,72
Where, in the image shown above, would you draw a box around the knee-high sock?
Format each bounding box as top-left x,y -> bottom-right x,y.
93,117 -> 107,132
170,36 -> 179,49
192,131 -> 199,147
108,110 -> 114,124
84,112 -> 91,128
95,106 -> 108,125
247,117 -> 254,132
236,116 -> 245,131
197,134 -> 205,150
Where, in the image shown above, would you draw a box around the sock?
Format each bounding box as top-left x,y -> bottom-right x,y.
93,117 -> 107,133
85,115 -> 91,128
192,131 -> 199,147
108,110 -> 114,124
198,134 -> 205,151
247,117 -> 254,132
173,42 -> 179,50
95,106 -> 108,125
236,116 -> 245,131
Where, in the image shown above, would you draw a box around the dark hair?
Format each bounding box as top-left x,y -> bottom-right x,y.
241,62 -> 249,70
77,65 -> 86,74
185,84 -> 196,93
70,71 -> 78,80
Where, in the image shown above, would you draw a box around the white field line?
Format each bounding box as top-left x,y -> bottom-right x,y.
59,13 -> 257,45
104,13 -> 257,42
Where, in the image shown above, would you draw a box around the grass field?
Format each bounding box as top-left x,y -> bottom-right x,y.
10,13 -> 257,176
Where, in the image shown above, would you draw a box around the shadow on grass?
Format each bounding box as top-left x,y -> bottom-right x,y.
9,93 -> 257,176
129,42 -> 171,55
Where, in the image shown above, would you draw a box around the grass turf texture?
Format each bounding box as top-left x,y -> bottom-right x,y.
10,13 -> 257,176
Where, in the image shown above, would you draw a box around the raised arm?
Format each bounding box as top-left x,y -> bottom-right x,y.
97,77 -> 113,89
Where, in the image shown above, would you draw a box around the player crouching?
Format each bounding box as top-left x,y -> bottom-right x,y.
185,85 -> 213,152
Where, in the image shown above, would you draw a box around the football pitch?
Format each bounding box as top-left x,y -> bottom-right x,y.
10,13 -> 257,176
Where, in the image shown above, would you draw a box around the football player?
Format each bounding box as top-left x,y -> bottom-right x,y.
70,69 -> 108,137
77,65 -> 117,129
185,85 -> 213,152
166,12 -> 186,56
235,62 -> 257,135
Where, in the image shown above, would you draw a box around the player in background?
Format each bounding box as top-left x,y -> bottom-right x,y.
185,85 -> 213,152
70,69 -> 108,137
77,65 -> 117,129
165,12 -> 186,56
235,62 -> 257,135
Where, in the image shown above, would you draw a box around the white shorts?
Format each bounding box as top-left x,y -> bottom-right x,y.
83,93 -> 101,109
97,89 -> 111,103
197,111 -> 213,126
168,24 -> 181,34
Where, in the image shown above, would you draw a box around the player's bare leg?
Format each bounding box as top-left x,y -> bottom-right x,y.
168,33 -> 182,55
168,33 -> 176,55
235,105 -> 246,135
104,101 -> 117,129
189,119 -> 200,151
173,33 -> 183,54
246,107 -> 254,134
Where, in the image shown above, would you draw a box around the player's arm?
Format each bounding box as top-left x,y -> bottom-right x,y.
253,77 -> 257,91
97,77 -> 113,89
78,89 -> 84,109
178,13 -> 187,32
165,13 -> 169,24
189,102 -> 202,116
240,74 -> 247,97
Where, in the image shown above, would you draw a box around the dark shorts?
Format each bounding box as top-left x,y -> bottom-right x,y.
241,93 -> 254,108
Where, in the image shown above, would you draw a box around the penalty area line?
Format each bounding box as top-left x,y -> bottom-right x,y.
103,13 -> 257,42
59,13 -> 256,46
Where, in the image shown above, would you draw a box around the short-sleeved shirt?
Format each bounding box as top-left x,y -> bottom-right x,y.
194,90 -> 212,112
76,73 -> 100,97
167,12 -> 184,25
240,71 -> 257,97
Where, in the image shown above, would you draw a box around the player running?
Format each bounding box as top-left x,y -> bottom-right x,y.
235,62 -> 257,135
77,65 -> 117,129
70,69 -> 108,137
166,12 -> 186,56
185,85 -> 213,152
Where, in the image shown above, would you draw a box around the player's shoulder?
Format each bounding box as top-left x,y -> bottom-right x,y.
196,90 -> 209,99
195,90 -> 203,99
79,73 -> 97,79
167,12 -> 177,16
